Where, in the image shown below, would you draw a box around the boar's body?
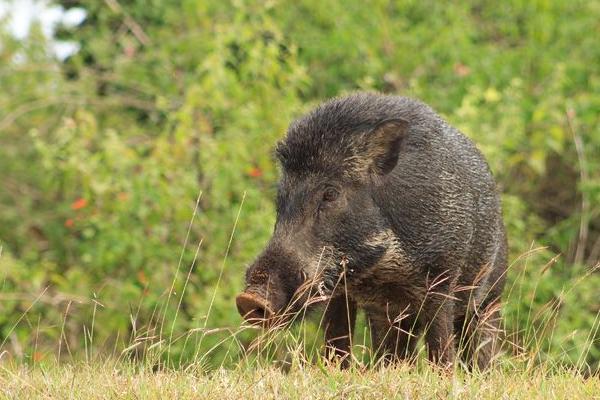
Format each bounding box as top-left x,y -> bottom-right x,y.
237,92 -> 507,370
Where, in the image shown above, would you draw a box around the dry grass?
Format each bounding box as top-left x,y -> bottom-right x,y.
1,358 -> 599,399
1,246 -> 599,399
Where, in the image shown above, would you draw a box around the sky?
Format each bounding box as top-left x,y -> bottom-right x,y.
0,0 -> 86,59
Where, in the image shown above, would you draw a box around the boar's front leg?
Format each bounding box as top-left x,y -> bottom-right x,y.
367,310 -> 419,365
323,295 -> 357,369
423,298 -> 456,368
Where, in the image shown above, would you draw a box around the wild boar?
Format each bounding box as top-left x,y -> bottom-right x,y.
236,92 -> 507,370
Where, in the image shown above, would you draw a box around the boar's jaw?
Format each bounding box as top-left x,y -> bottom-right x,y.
236,292 -> 274,325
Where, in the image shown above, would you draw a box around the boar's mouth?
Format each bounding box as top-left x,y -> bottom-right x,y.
236,292 -> 274,325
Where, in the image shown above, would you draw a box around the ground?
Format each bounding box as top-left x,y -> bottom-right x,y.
1,360 -> 599,399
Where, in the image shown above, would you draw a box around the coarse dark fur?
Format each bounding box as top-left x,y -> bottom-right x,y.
236,92 -> 507,370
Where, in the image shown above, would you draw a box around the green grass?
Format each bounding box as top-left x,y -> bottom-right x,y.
1,359 -> 599,399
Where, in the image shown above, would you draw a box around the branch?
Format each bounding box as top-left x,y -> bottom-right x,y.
566,107 -> 590,266
104,0 -> 152,46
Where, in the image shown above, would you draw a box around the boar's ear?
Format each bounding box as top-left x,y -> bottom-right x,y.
362,118 -> 409,177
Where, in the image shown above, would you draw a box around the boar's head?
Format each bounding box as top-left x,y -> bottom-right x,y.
236,94 -> 409,326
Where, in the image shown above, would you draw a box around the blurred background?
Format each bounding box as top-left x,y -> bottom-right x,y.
0,0 -> 599,370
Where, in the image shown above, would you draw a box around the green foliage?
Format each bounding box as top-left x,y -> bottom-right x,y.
0,0 -> 599,370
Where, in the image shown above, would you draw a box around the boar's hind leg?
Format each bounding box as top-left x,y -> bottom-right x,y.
457,245 -> 507,371
323,295 -> 357,369
457,299 -> 502,371
367,311 -> 419,365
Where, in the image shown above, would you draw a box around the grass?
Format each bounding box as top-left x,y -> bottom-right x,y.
1,242 -> 599,398
1,358 -> 599,399
1,260 -> 599,399
1,196 -> 599,398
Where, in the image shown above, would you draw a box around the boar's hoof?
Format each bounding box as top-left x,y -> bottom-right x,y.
236,292 -> 274,324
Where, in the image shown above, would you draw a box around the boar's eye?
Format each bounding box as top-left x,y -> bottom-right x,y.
322,187 -> 339,203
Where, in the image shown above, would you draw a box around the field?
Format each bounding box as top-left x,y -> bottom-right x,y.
2,360 -> 600,399
1,0 -> 600,397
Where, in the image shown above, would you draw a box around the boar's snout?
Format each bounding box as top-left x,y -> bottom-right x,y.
236,292 -> 274,324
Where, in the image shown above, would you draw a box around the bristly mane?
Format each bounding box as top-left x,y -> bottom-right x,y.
275,92 -> 433,178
